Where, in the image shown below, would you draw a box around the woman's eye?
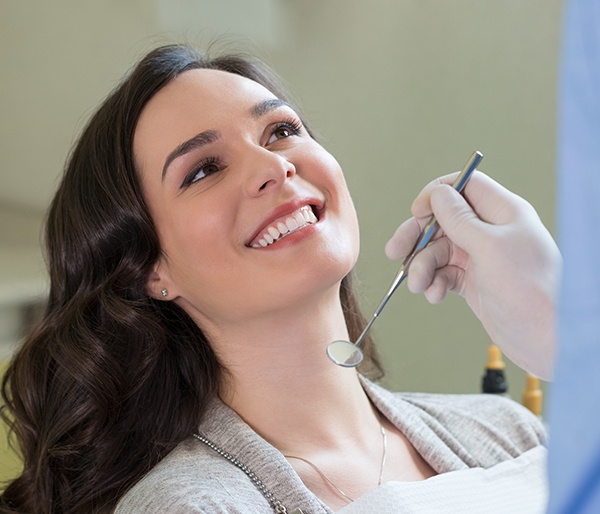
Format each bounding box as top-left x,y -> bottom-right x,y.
274,127 -> 292,139
267,120 -> 303,144
181,159 -> 222,188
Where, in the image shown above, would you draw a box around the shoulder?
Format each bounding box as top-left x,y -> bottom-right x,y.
114,438 -> 271,514
399,391 -> 546,467
401,391 -> 545,442
362,378 -> 546,470
115,397 -> 326,514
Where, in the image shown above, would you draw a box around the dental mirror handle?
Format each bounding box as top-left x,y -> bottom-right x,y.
327,151 -> 484,368
352,150 -> 483,349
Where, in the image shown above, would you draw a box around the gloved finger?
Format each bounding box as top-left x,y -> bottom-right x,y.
423,265 -> 466,304
385,215 -> 424,261
405,236 -> 453,293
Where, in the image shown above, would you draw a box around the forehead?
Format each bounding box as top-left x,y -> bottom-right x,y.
138,68 -> 278,128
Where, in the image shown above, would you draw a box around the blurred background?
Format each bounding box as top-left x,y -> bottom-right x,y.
1,0 -> 562,476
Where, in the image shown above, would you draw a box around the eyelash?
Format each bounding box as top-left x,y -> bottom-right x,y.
271,118 -> 303,140
181,117 -> 304,189
182,156 -> 223,188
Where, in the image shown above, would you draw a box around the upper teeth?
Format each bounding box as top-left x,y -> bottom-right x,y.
252,206 -> 318,248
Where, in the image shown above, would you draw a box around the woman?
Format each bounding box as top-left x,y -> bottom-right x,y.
0,44 -> 559,513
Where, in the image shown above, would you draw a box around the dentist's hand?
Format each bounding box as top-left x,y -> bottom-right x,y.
385,171 -> 561,380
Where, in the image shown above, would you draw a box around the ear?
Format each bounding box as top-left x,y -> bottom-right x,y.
146,257 -> 176,301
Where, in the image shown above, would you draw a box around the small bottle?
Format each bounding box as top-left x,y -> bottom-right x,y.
522,374 -> 543,417
481,344 -> 508,394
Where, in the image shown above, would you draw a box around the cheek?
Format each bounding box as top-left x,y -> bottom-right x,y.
313,154 -> 361,267
156,203 -> 235,285
309,147 -> 359,239
160,220 -> 245,324
318,152 -> 358,233
344,202 -> 361,270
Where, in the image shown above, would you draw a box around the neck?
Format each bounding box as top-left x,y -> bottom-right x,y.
206,286 -> 380,455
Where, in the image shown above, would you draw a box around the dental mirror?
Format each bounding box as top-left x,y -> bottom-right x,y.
327,151 -> 484,368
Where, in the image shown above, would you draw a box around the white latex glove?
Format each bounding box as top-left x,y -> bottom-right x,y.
385,171 -> 561,381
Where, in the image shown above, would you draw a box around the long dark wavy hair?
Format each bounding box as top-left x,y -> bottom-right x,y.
0,44 -> 383,513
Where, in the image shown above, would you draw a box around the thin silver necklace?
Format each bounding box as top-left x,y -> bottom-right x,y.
284,421 -> 387,503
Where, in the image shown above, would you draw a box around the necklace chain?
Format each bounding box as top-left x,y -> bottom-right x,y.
284,422 -> 387,503
193,420 -> 387,509
192,433 -> 291,513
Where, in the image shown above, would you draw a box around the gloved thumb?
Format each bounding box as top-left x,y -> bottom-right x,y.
429,184 -> 485,250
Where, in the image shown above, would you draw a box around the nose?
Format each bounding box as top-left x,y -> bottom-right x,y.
243,147 -> 296,197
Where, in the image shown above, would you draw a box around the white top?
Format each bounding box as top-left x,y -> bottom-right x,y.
339,445 -> 547,514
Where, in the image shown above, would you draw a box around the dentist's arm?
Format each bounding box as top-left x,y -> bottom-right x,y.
385,171 -> 561,380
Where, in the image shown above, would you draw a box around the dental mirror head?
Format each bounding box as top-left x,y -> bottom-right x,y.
327,340 -> 364,367
326,150 -> 483,369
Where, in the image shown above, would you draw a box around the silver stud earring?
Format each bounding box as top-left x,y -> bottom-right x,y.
161,289 -> 168,298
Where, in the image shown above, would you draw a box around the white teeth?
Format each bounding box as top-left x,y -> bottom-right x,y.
277,222 -> 289,235
286,216 -> 299,231
251,205 -> 319,248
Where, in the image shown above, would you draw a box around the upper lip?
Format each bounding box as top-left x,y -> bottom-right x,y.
246,197 -> 324,246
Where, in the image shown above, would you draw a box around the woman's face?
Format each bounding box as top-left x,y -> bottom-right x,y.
134,68 -> 359,330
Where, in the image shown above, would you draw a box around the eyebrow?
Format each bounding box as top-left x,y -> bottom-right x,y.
250,98 -> 291,118
162,130 -> 220,180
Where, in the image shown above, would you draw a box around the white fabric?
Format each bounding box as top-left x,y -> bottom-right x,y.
338,445 -> 547,514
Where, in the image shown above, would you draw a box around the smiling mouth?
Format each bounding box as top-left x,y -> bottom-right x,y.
249,205 -> 319,248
